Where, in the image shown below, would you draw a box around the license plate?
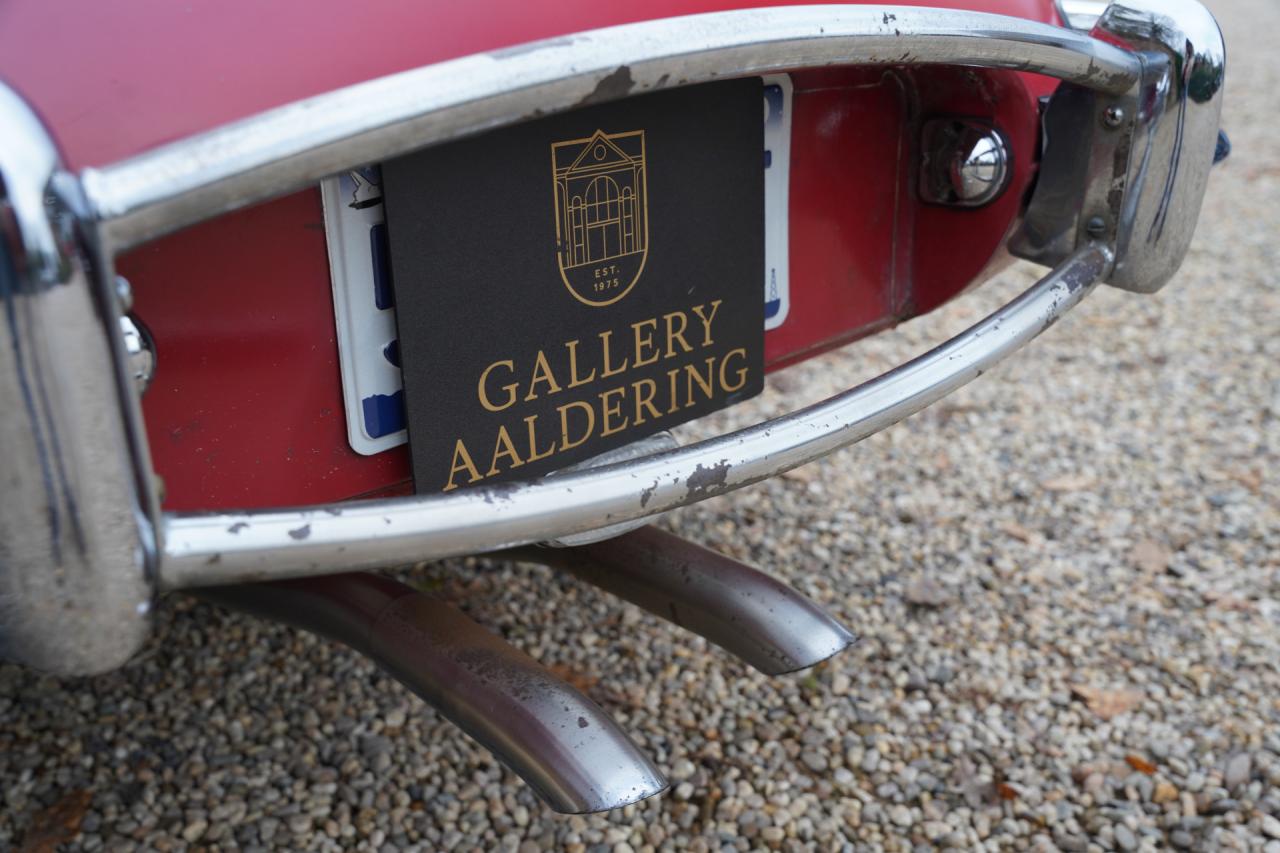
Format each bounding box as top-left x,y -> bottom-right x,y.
322,76 -> 791,465
383,79 -> 764,493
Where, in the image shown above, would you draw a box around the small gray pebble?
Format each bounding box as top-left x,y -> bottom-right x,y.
801,750 -> 828,773
1053,831 -> 1088,852
358,734 -> 393,758
1225,753 -> 1253,790
889,805 -> 913,827
182,820 -> 208,843
1206,799 -> 1240,816
670,759 -> 696,782
1113,824 -> 1138,851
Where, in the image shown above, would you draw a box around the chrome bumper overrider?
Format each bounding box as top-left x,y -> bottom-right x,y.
0,2 -> 1224,673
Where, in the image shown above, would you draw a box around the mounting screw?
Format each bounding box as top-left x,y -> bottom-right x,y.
1102,105 -> 1126,129
119,315 -> 156,394
1085,216 -> 1108,239
115,275 -> 133,312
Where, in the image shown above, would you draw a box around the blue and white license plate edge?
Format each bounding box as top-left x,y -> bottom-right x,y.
324,76 -> 792,455
321,169 -> 407,456
762,73 -> 792,331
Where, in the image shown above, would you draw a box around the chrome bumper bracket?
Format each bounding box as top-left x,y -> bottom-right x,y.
0,87 -> 158,674
1012,0 -> 1225,293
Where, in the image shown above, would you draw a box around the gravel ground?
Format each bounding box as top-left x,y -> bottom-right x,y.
3,0 -> 1277,849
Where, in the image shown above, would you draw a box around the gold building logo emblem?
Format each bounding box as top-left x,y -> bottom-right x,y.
552,129 -> 648,307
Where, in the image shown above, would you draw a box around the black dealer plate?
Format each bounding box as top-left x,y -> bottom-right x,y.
382,79 -> 764,493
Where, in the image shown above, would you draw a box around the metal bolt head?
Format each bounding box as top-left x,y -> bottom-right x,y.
1085,216 -> 1108,239
1102,106 -> 1126,129
919,119 -> 1011,208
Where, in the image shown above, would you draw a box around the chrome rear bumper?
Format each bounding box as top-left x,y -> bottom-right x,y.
162,243 -> 1111,588
0,1 -> 1224,673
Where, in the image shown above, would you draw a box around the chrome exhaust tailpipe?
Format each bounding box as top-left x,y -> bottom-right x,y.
196,573 -> 667,813
511,526 -> 856,675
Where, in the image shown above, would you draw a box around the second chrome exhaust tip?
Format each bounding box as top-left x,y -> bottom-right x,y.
512,525 -> 856,675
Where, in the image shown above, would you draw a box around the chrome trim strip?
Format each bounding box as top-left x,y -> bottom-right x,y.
161,244 -> 1111,589
80,5 -> 1143,251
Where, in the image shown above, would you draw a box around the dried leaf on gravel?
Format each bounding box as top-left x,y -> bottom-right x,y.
1125,754 -> 1158,774
1201,590 -> 1256,612
995,782 -> 1020,801
1229,468 -> 1262,493
1130,540 -> 1173,575
999,521 -> 1035,543
19,789 -> 92,853
546,663 -> 599,694
1041,473 -> 1097,492
1070,684 -> 1143,720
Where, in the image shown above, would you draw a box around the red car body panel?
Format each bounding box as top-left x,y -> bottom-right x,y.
0,0 -> 1057,170
0,0 -> 1060,511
